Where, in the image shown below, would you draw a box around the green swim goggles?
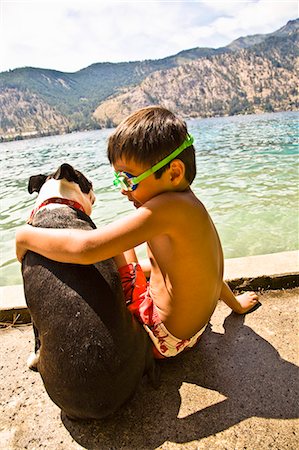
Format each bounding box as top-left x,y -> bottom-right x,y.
113,134 -> 194,192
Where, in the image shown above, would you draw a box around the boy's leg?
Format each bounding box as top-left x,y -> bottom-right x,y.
138,258 -> 151,278
114,250 -> 151,278
114,250 -> 148,307
114,249 -> 138,269
220,281 -> 259,314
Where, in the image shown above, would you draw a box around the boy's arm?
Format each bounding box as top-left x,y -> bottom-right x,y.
220,281 -> 243,313
220,281 -> 259,314
16,201 -> 168,265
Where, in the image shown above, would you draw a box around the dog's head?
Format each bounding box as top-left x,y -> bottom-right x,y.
28,163 -> 95,216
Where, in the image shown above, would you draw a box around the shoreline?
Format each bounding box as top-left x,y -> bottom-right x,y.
1,250 -> 298,324
1,110 -> 297,144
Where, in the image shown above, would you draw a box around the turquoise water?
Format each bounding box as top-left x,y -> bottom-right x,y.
1,111 -> 298,286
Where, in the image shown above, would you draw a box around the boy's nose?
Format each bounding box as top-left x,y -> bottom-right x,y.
121,190 -> 135,202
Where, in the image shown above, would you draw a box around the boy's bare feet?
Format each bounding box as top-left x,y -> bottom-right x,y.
235,291 -> 259,314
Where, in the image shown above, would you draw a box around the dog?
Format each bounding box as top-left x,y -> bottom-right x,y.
21,163 -> 158,420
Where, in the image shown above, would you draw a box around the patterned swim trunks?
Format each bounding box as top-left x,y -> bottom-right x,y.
118,263 -> 206,359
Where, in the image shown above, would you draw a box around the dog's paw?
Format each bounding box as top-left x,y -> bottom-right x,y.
27,351 -> 40,372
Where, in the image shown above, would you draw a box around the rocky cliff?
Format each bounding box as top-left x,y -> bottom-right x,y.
0,88 -> 71,140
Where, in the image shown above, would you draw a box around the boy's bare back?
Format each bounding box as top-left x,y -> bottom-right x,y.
142,189 -> 223,340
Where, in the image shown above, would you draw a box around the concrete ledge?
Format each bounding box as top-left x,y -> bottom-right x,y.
1,251 -> 298,324
224,250 -> 298,279
224,250 -> 299,292
227,273 -> 299,292
0,285 -> 30,324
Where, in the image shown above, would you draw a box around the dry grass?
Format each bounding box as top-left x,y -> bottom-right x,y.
0,312 -> 31,329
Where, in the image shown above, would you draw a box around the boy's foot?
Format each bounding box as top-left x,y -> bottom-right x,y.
235,292 -> 260,314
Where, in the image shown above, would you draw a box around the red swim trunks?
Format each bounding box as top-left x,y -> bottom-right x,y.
118,263 -> 206,359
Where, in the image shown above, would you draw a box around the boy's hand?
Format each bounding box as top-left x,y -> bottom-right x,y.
15,225 -> 31,262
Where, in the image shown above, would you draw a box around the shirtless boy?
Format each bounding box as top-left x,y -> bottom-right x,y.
16,106 -> 259,359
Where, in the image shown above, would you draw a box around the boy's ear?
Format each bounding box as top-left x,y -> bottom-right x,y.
169,159 -> 185,183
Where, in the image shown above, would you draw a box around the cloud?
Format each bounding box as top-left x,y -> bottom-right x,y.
186,0 -> 298,49
0,0 -> 298,72
204,0 -> 298,41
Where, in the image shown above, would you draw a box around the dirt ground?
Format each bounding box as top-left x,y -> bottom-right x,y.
1,288 -> 298,450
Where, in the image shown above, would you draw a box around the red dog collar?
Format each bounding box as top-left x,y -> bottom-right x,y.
27,197 -> 85,224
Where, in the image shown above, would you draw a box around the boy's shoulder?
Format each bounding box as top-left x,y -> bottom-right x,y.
128,190 -> 209,243
138,190 -> 210,241
144,189 -> 205,217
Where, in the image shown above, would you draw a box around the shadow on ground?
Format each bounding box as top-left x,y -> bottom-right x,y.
62,311 -> 299,449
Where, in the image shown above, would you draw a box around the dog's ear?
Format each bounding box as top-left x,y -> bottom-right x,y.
28,175 -> 48,194
53,163 -> 93,194
53,163 -> 78,183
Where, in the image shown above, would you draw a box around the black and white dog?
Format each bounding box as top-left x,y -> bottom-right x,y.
22,163 -> 158,420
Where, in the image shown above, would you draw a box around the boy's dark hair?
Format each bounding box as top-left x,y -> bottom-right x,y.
107,106 -> 196,184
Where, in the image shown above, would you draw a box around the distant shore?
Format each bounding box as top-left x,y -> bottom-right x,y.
1,108 -> 298,143
0,127 -> 70,143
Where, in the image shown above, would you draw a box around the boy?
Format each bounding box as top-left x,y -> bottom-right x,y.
16,106 -> 258,359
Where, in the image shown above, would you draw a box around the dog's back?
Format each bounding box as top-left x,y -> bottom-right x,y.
23,200 -> 157,419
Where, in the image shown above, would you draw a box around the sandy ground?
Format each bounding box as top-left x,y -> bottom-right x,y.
0,288 -> 298,450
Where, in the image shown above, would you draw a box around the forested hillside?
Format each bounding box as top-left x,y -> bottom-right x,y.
0,19 -> 297,141
93,32 -> 298,127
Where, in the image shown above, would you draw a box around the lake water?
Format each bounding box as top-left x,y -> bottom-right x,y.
1,111 -> 298,286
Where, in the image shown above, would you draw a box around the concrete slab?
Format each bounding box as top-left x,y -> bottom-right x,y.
1,251 -> 298,323
224,250 -> 299,279
0,285 -> 30,323
0,285 -> 25,310
1,288 -> 298,450
224,250 -> 299,292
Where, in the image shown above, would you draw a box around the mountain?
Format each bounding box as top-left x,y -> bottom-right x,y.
93,28 -> 298,126
0,19 -> 298,141
0,51 -> 224,139
226,18 -> 298,50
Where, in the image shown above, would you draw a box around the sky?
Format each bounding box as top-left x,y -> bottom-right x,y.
0,0 -> 298,73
